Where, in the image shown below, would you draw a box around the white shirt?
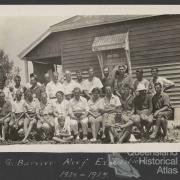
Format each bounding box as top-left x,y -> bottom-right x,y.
52,99 -> 69,117
148,76 -> 175,95
46,81 -> 65,99
63,79 -> 81,95
12,99 -> 25,113
83,77 -> 103,93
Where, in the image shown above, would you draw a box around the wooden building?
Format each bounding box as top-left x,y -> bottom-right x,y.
19,15 -> 180,113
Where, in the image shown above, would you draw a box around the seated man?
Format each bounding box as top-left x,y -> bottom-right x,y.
134,84 -> 153,139
150,82 -> 173,141
38,92 -> 55,140
52,91 -> 71,139
88,88 -> 103,142
53,115 -> 73,143
69,87 -> 89,141
10,90 -> 25,137
116,84 -> 135,143
0,91 -> 12,141
100,86 -> 121,143
22,90 -> 41,143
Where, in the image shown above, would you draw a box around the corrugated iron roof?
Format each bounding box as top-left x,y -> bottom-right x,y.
92,33 -> 127,51
50,15 -> 154,32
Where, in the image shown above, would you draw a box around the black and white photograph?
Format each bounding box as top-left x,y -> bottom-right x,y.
0,7 -> 180,147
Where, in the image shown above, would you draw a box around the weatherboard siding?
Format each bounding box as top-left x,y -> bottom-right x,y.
26,15 -> 180,107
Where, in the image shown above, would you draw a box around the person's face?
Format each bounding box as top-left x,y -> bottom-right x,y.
118,66 -> 125,76
155,85 -> 162,94
14,77 -> 21,85
56,93 -> 64,102
44,74 -> 50,83
151,69 -> 158,77
30,77 -> 37,86
41,92 -> 47,102
53,73 -> 59,82
124,87 -> 130,96
58,117 -> 65,128
88,69 -> 94,78
27,93 -> 33,102
136,71 -> 143,80
16,93 -> 22,101
74,89 -> 80,99
105,87 -> 112,97
76,72 -> 82,80
103,68 -> 109,78
92,91 -> 99,100
65,73 -> 71,82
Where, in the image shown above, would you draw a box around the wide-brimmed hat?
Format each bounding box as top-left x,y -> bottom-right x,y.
136,83 -> 147,91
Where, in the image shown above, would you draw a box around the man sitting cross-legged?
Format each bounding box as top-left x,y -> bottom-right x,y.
150,82 -> 173,141
52,90 -> 72,143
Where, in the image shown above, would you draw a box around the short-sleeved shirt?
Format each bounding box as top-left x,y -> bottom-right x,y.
148,76 -> 174,95
23,98 -> 40,115
69,96 -> 89,114
100,94 -> 121,110
0,100 -> 12,117
64,80 -> 81,95
83,77 -> 103,93
121,94 -> 134,112
134,94 -> 152,112
46,81 -> 65,99
52,99 -> 69,117
12,99 -> 25,114
88,97 -> 102,116
114,74 -> 134,95
133,78 -> 149,91
152,92 -> 171,113
76,80 -> 85,92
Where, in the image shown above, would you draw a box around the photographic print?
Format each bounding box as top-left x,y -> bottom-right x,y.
0,12 -> 180,145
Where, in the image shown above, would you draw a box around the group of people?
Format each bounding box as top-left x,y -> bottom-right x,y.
0,64 -> 175,143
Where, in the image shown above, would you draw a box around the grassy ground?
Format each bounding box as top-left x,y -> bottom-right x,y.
0,121 -> 180,145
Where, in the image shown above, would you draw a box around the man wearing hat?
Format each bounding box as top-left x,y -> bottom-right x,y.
134,83 -> 153,139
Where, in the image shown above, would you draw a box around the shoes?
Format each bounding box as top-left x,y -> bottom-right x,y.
75,135 -> 80,141
82,137 -> 87,141
90,138 -> 97,143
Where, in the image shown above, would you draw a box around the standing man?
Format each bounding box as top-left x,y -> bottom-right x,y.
64,70 -> 80,100
46,72 -> 65,100
133,69 -> 149,92
69,87 -> 89,141
150,82 -> 172,141
114,64 -> 134,101
101,67 -> 114,95
76,70 -> 85,91
148,67 -> 175,95
43,73 -> 51,87
83,67 -> 103,100
29,74 -> 45,102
